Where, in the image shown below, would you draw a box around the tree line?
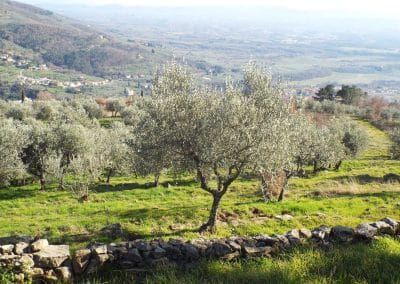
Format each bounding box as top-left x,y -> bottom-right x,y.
0,62 -> 368,232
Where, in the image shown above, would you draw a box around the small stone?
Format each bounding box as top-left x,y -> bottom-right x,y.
0,244 -> 14,254
275,214 -> 293,221
227,241 -> 242,252
125,248 -> 143,262
299,228 -> 312,239
244,246 -> 272,257
164,245 -> 182,260
31,239 -> 49,252
312,226 -> 331,240
355,223 -> 378,240
20,254 -> 35,268
0,254 -> 19,266
15,242 -> 29,255
286,229 -> 300,239
136,241 -> 151,252
381,217 -> 399,231
330,226 -> 354,242
182,244 -> 199,261
43,269 -> 58,282
73,249 -> 92,275
92,244 -> 108,255
55,266 -> 73,283
209,242 -> 232,257
152,247 -> 166,259
370,221 -> 396,235
274,235 -> 290,248
168,238 -> 185,246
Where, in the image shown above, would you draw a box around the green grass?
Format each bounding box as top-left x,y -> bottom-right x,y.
1,120 -> 400,282
84,237 -> 400,284
0,120 -> 400,252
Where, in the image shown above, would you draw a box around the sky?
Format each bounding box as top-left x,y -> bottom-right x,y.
19,0 -> 400,18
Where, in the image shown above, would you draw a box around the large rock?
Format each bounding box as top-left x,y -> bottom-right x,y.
286,229 -> 301,246
312,226 -> 331,241
227,240 -> 242,252
31,239 -> 49,252
370,221 -> 396,235
85,253 -> 110,275
208,241 -> 232,258
123,248 -> 143,263
330,226 -> 354,242
151,247 -> 166,259
0,244 -> 14,254
381,217 -> 399,232
243,246 -> 272,257
182,244 -> 200,261
136,241 -> 152,252
299,228 -> 312,239
15,242 -> 29,255
91,244 -> 108,255
72,249 -> 91,275
354,223 -> 378,240
19,255 -> 35,268
33,245 -> 70,268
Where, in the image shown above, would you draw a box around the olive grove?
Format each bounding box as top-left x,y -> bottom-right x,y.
0,63 -> 368,232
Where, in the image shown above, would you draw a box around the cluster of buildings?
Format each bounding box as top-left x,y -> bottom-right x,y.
0,52 -> 48,71
17,74 -> 111,92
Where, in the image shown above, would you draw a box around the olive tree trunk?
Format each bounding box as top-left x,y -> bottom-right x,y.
199,191 -> 223,233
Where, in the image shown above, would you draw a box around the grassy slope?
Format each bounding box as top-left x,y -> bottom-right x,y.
1,120 -> 400,252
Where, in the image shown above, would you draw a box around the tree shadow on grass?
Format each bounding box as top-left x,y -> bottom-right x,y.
0,188 -> 35,201
310,189 -> 400,200
94,179 -> 199,193
326,173 -> 400,185
94,182 -> 149,193
116,205 -> 205,221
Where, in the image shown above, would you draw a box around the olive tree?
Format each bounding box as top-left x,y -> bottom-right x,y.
21,119 -> 55,190
330,118 -> 368,170
100,122 -> 132,183
50,123 -> 92,189
242,62 -> 301,202
136,63 -> 291,232
106,99 -> 125,117
0,119 -> 28,185
130,100 -> 174,187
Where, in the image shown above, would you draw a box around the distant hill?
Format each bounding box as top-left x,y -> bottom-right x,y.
0,0 -> 153,76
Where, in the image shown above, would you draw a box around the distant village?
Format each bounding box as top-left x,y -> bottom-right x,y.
0,51 -> 112,93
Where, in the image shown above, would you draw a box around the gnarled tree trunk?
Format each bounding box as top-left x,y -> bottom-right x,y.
199,191 -> 223,233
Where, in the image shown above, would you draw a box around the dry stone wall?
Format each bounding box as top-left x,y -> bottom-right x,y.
0,217 -> 399,283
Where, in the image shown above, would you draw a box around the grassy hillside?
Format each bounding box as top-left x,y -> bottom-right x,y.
0,0 -> 163,76
0,120 -> 399,250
